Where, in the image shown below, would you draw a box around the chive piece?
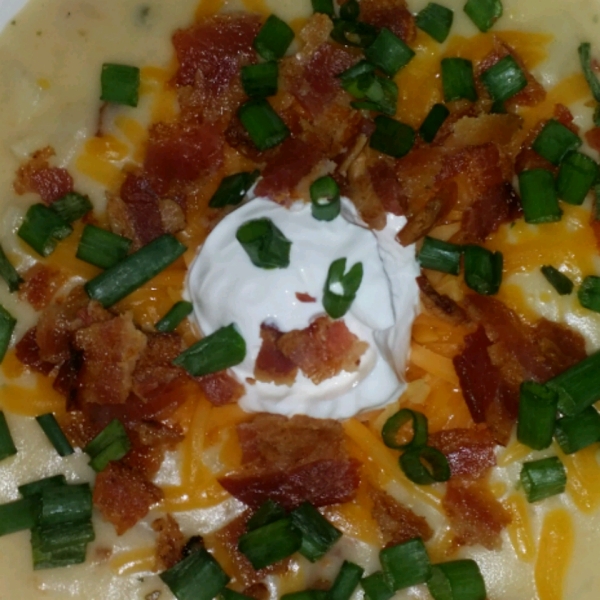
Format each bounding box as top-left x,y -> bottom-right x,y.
416,3 -> 454,43
311,0 -> 334,17
382,408 -> 428,450
238,517 -> 302,570
339,0 -> 360,21
329,561 -> 365,600
541,265 -> 574,295
281,592 -> 328,600
35,413 -> 74,457
380,538 -> 432,590
463,245 -> 503,295
0,497 -> 37,537
595,184 -> 600,220
520,456 -> 566,503
254,15 -> 294,61
238,99 -> 290,151
32,538 -> 87,570
531,119 -> 582,165
0,245 -> 23,292
0,305 -> 16,364
479,55 -> 527,102
338,60 -> 376,83
419,103 -> 450,143
290,502 -> 342,562
370,116 -> 415,158
399,445 -> 451,484
418,236 -> 462,275
310,176 -> 341,221
516,381 -> 558,451
463,0 -> 502,32
209,170 -> 259,209
361,571 -> 395,600
0,411 -> 17,461
579,275 -> 600,313
160,548 -> 230,600
555,406 -> 600,455
100,63 -> 140,107
578,43 -> 600,102
76,224 -> 132,270
364,28 -> 415,77
34,520 -> 95,553
39,483 -> 93,526
241,61 -> 279,98
346,74 -> 398,116
155,301 -> 194,333
236,218 -> 292,269
18,204 -> 73,257
84,234 -> 186,308
19,475 -> 67,498
518,169 -> 562,224
330,20 -> 378,48
83,419 -> 130,472
50,192 -> 93,223
441,58 -> 477,102
173,324 -> 246,377
427,559 -> 487,600
556,151 -> 598,205
594,104 -> 600,127
323,258 -> 363,319
221,589 -> 254,600
247,499 -> 287,531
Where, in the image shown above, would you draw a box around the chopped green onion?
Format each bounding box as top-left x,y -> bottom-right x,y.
595,184 -> 600,220
416,3 -> 454,43
322,257 -> 363,319
0,497 -> 36,537
311,0 -> 334,17
370,115 -> 415,158
160,548 -> 230,600
441,58 -> 477,102
578,275 -> 600,313
19,475 -> 67,498
364,28 -> 415,77
238,99 -> 290,151
556,151 -> 598,205
155,301 -> 194,333
290,501 -> 342,562
463,0 -> 502,32
330,19 -> 378,48
241,61 -> 279,98
399,446 -> 451,485
36,413 -> 74,457
419,103 -> 450,143
329,561 -> 365,600
238,517 -> 302,570
236,218 -> 292,269
31,537 -> 87,570
209,170 -> 259,209
347,74 -> 398,116
531,119 -> 582,165
34,520 -> 95,552
246,499 -> 287,531
555,406 -> 600,455
254,15 -> 294,61
0,244 -> 22,292
520,456 -> 566,503
594,104 -> 600,127
339,0 -> 360,21
173,324 -> 246,377
281,592 -> 328,600
221,589 -> 254,600
382,408 -> 428,450
516,381 -> 558,451
100,63 -> 140,107
361,571 -> 395,600
463,245 -> 503,295
380,538 -> 432,590
76,224 -> 132,270
83,418 -> 130,472
50,192 -> 93,223
0,411 -> 17,461
418,236 -> 462,275
18,204 -> 72,257
578,43 -> 600,102
518,169 -> 562,224
39,483 -> 93,526
427,559 -> 487,600
479,55 -> 527,102
541,265 -> 574,295
84,234 -> 186,308
310,176 -> 341,221
0,305 -> 16,365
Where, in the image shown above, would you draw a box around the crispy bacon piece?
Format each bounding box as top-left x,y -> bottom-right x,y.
416,275 -> 467,325
153,515 -> 185,571
514,147 -> 556,175
254,323 -> 298,386
368,159 -> 405,216
296,293 -> 316,303
18,263 -> 67,311
360,0 -> 416,43
15,328 -> 55,375
442,479 -> 511,550
218,414 -> 360,510
586,127 -> 600,154
13,146 -> 74,204
442,114 -> 522,150
197,371 -> 245,406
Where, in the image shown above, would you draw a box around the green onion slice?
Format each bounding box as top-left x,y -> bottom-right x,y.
416,3 -> 454,43
311,0 -> 334,17
346,74 -> 399,116
238,99 -> 290,151
83,418 -> 130,472
155,301 -> 194,333
0,497 -> 37,537
399,446 -> 451,485
382,408 -> 428,450
0,304 -> 16,366
50,192 -> 93,223
322,257 -> 363,319
329,561 -> 365,600
0,411 -> 16,462
427,559 -> 487,600
100,63 -> 140,107
419,103 -> 450,143
254,15 -> 295,61
36,413 -> 74,457
76,224 -> 132,270
221,589 -> 255,600
209,170 -> 259,209
441,58 -> 477,102
520,456 -> 567,503
531,119 -> 582,165
556,151 -> 598,205
247,499 -> 287,531
418,236 -> 462,275
380,537 -> 432,590
32,537 -> 87,571
330,19 -> 378,48
540,265 -> 574,296
555,406 -> 600,455
310,176 -> 341,221
236,218 -> 292,269
241,61 -> 279,98
361,571 -> 395,600
370,115 -> 415,158
39,483 -> 93,526
463,0 -> 503,33
463,245 -> 503,295
479,55 -> 527,103
0,244 -> 22,293
19,475 -> 67,498
578,42 -> 600,102
290,501 -> 342,562
364,28 -> 415,77
518,169 -> 562,224
18,204 -> 73,257
578,275 -> 600,313
516,381 -> 558,451
339,0 -> 360,21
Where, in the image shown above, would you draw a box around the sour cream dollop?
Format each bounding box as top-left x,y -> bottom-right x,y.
187,197 -> 420,419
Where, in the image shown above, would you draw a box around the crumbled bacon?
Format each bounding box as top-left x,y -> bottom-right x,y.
197,371 -> 245,406
152,514 -> 185,571
15,327 -> 55,375
416,275 -> 467,325
296,293 -> 316,303
360,0 -> 416,43
254,323 -> 298,386
18,263 -> 66,311
586,127 -> 600,154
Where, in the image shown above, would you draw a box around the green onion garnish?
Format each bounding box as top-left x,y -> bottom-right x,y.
0,411 -> 16,462
399,445 -> 451,485
329,561 -> 365,600
18,204 -> 72,257
0,497 -> 36,537
155,301 -> 194,333
221,589 -> 254,600
246,499 -> 287,531
100,63 -> 140,107
594,104 -> 600,127
540,265 -> 574,295
19,475 -> 67,498
84,234 -> 186,308
427,559 -> 487,600
310,176 -> 341,221
380,538 -> 432,590
555,406 -> 600,455
516,381 -> 558,451
463,245 -> 503,295
33,520 -> 95,553
173,324 -> 246,377
339,0 -> 360,20
39,483 -> 93,526
36,413 -> 74,457
76,224 -> 132,270
311,0 -> 334,17
441,58 -> 477,102
364,28 -> 415,77
83,419 -> 130,472
254,15 -> 294,61
463,0 -> 503,32
238,99 -> 290,151
416,3 -> 454,43
323,257 -> 363,319
479,55 -> 527,103
520,456 -> 567,503
236,218 -> 292,269
578,275 -> 600,313
361,571 -> 394,600
330,20 -> 378,48
382,408 -> 428,450
531,119 -> 582,165
241,61 -> 279,98
281,592 -> 328,600
345,73 -> 399,116
517,169 -> 562,224
290,501 -> 342,562
32,537 -> 88,570
370,115 -> 415,158
418,236 -> 462,275
0,244 -> 22,293
419,103 -> 450,143
50,192 -> 93,223
556,151 -> 598,205
578,43 -> 600,102
208,170 -> 259,209
0,304 -> 15,366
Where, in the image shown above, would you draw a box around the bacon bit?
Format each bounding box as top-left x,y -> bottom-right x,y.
15,327 -> 55,375
197,370 -> 245,406
429,425 -> 496,480
514,147 -> 556,175
586,127 -> 600,153
370,488 -> 433,547
296,292 -> 317,303
443,114 -> 522,150
368,159 -> 405,216
442,479 -> 511,550
93,462 -> 163,535
554,103 -> 579,134
152,514 -> 185,571
53,351 -> 83,405
254,323 -> 298,386
416,275 -> 467,326
159,198 -> 186,234
18,263 -> 67,311
360,0 -> 416,43
13,146 -> 74,204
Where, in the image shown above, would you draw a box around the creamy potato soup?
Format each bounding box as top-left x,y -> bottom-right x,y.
1,0 -> 600,599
